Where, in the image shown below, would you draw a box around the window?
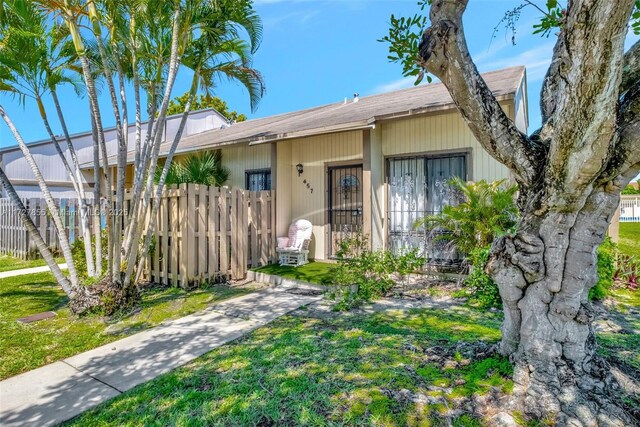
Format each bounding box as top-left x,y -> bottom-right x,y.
386,154 -> 467,259
246,169 -> 271,191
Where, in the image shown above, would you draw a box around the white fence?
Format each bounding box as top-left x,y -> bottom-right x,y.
621,195 -> 640,222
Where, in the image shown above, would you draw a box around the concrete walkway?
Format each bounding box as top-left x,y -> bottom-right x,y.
0,288 -> 322,427
0,264 -> 67,279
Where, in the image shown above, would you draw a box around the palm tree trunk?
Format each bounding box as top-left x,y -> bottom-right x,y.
121,6 -> 182,283
0,167 -> 77,297
90,112 -> 103,276
43,93 -> 96,277
75,45 -> 114,278
0,105 -> 80,288
130,75 -> 198,285
36,98 -> 79,193
64,12 -> 114,278
86,0 -> 129,282
124,98 -> 157,252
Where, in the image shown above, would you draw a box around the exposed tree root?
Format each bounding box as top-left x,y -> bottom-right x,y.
69,276 -> 140,316
511,355 -> 637,427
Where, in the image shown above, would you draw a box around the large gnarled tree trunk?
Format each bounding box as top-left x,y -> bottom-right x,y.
419,0 -> 640,425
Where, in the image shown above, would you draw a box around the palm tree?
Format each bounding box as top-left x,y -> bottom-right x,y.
126,0 -> 265,284
1,0 -> 265,311
0,1 -> 98,278
415,177 -> 519,256
0,106 -> 82,289
0,3 -> 84,288
158,150 -> 231,187
0,167 -> 77,297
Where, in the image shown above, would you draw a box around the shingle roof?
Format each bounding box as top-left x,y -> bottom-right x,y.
83,66 -> 525,168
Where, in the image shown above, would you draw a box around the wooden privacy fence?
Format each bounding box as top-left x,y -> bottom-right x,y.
145,185 -> 276,286
0,197 -> 83,259
0,185 -> 276,284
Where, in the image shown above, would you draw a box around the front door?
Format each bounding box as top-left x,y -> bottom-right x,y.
328,164 -> 363,257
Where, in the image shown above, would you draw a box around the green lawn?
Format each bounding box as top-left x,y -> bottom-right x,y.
66,306 -> 509,426
597,289 -> 640,372
252,260 -> 336,285
0,255 -> 65,273
63,290 -> 640,427
0,272 -> 255,380
618,222 -> 640,258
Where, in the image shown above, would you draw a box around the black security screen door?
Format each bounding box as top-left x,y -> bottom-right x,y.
328,164 -> 363,257
387,155 -> 467,260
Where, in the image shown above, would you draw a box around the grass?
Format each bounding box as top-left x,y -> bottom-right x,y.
252,260 -> 336,285
0,255 -> 65,273
618,222 -> 640,258
596,288 -> 640,372
0,272 -> 254,380
65,305 -> 509,426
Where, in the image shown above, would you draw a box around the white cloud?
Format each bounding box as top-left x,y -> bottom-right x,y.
472,17 -> 539,64
476,42 -> 555,83
370,77 -> 416,94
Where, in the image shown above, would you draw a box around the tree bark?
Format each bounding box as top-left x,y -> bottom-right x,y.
0,167 -> 77,298
418,0 -> 639,424
486,182 -> 634,425
50,89 -> 96,278
121,5 -> 182,284
0,105 -> 81,288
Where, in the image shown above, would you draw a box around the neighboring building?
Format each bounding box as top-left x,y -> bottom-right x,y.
83,66 -> 528,260
0,109 -> 229,199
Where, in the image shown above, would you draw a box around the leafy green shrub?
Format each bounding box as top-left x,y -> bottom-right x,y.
331,233 -> 424,310
415,177 -> 518,256
71,230 -> 108,281
590,237 -> 617,300
621,181 -> 640,194
459,246 -> 501,309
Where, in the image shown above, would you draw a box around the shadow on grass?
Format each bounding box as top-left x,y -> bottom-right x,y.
64,307 -> 508,426
0,273 -> 68,318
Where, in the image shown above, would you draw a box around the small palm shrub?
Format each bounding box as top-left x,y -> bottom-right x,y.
415,177 -> 519,256
158,150 -> 230,187
416,178 -> 518,307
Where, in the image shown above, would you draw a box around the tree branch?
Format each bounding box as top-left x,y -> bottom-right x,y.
621,39 -> 640,94
418,0 -> 541,187
538,0 -> 634,200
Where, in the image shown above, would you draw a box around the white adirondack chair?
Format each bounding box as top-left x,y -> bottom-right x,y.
277,219 -> 313,266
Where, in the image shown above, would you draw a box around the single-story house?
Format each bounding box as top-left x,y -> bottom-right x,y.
0,109 -> 229,199
82,66 -> 528,260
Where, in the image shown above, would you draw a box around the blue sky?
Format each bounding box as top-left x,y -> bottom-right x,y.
1,0 -> 639,148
